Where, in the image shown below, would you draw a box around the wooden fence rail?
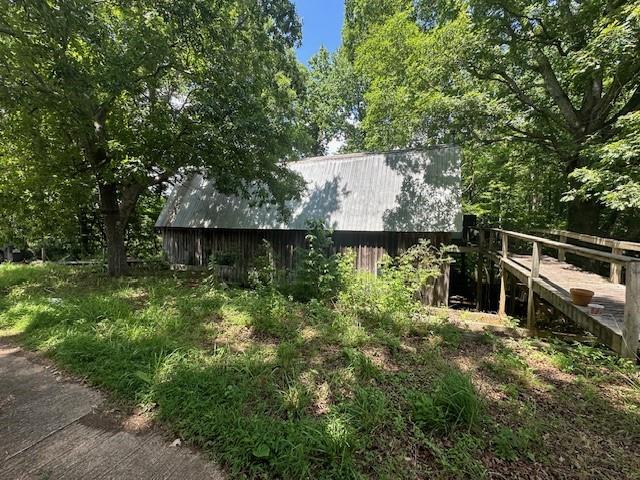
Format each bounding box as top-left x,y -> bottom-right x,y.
473,227 -> 640,359
537,229 -> 640,284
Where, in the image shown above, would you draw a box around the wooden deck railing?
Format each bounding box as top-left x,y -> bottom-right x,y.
537,229 -> 640,284
474,228 -> 640,358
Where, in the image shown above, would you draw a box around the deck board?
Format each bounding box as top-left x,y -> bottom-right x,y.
510,254 -> 627,335
486,251 -> 634,352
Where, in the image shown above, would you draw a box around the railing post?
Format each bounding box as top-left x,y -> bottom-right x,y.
488,230 -> 496,303
610,247 -> 623,284
621,261 -> 640,359
527,241 -> 541,330
476,229 -> 485,310
498,233 -> 509,316
558,233 -> 566,262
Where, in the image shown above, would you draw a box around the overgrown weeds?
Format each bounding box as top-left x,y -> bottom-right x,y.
1,263 -> 639,479
409,370 -> 483,434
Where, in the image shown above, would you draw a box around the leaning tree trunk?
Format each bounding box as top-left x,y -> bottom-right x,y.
99,182 -> 128,276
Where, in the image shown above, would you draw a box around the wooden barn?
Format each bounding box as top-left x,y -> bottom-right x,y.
155,146 -> 463,287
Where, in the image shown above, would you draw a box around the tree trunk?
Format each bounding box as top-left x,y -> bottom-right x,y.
565,153 -> 605,236
99,183 -> 128,276
567,198 -> 605,236
78,209 -> 92,257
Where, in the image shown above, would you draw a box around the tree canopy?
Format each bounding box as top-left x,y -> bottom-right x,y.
1,0 -> 639,265
302,46 -> 366,155
0,0 -> 306,274
304,0 -> 640,236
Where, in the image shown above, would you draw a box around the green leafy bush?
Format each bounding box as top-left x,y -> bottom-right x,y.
291,220 -> 342,302
337,240 -> 452,332
205,249 -> 240,287
241,223 -> 452,314
379,239 -> 452,301
546,340 -> 637,377
248,239 -> 277,291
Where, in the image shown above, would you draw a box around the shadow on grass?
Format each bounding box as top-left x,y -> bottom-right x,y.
1,266 -> 640,478
464,336 -> 640,477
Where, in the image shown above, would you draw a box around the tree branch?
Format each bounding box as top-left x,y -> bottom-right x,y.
118,182 -> 145,225
593,64 -> 640,127
0,25 -> 24,38
468,64 -> 560,127
536,51 -> 581,134
504,123 -> 559,152
579,74 -> 602,121
602,84 -> 640,128
499,5 -> 568,57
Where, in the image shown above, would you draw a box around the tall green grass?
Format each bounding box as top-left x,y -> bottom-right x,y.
409,370 -> 484,434
4,264 -> 635,479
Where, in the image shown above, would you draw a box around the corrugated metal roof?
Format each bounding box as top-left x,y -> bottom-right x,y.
156,146 -> 463,233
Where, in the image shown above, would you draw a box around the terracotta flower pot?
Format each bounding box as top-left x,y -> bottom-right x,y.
570,288 -> 594,306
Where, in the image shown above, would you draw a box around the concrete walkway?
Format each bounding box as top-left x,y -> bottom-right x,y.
0,344 -> 224,479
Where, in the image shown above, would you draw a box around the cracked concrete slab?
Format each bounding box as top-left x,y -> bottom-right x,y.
0,344 -> 224,479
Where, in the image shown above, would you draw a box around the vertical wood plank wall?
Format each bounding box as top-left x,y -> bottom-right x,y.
159,227 -> 450,284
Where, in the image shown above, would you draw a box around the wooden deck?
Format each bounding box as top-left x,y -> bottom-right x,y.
475,228 -> 640,358
488,251 -> 630,352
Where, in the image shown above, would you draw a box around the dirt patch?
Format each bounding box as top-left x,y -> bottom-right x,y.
204,324 -> 278,354
430,307 -> 509,326
78,410 -> 123,432
362,345 -> 400,372
121,408 -> 155,433
312,381 -> 332,415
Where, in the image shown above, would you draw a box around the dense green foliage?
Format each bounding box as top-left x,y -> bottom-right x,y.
227,222 -> 450,305
3,0 -> 638,263
303,0 -> 640,237
290,220 -> 344,301
409,371 -> 483,434
303,46 -> 366,155
0,0 -> 307,272
0,136 -> 99,254
2,264 -> 639,478
2,3 -> 639,476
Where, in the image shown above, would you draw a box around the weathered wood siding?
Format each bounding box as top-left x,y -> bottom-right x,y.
159,227 -> 452,305
159,227 -> 449,277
